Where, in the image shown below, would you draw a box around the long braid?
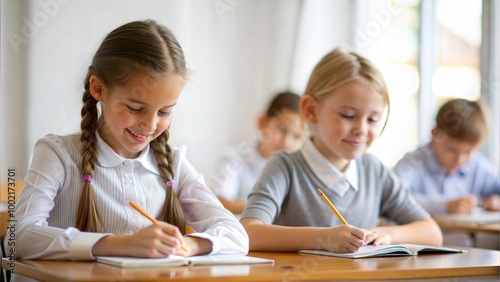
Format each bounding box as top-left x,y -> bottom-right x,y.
76,71 -> 104,232
148,18 -> 188,235
150,130 -> 186,234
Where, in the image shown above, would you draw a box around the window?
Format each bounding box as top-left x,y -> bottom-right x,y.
361,0 -> 495,169
361,0 -> 421,167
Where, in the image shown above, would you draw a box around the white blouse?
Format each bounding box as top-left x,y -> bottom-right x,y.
208,141 -> 267,201
9,132 -> 248,260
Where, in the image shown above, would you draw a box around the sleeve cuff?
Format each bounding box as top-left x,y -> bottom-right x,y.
68,232 -> 111,261
185,233 -> 220,255
240,208 -> 274,225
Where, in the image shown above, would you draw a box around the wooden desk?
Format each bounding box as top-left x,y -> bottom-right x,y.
434,216 -> 500,235
2,248 -> 499,281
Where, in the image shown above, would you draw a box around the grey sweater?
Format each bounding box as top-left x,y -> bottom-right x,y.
241,150 -> 429,228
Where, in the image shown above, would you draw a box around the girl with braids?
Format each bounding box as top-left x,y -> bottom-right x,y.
8,20 -> 248,260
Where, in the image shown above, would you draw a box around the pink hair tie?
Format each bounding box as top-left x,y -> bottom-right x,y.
83,175 -> 92,183
166,180 -> 174,188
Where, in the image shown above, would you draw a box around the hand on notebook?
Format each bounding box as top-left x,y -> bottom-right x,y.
132,222 -> 188,256
363,228 -> 392,246
93,221 -> 187,258
447,195 -> 478,214
482,194 -> 500,211
129,224 -> 212,257
323,225 -> 365,253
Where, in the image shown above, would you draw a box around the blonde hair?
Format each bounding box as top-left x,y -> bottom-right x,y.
304,48 -> 390,130
435,98 -> 489,144
78,19 -> 188,233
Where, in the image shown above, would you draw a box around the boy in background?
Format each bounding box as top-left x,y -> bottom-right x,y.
393,98 -> 500,247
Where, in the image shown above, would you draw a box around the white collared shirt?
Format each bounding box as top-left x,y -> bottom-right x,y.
301,138 -> 358,197
208,140 -> 267,201
10,133 -> 248,260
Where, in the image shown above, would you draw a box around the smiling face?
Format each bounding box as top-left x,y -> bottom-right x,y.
90,72 -> 184,158
301,81 -> 386,170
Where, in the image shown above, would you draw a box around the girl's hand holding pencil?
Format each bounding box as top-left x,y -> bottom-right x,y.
129,201 -> 188,254
317,188 -> 366,252
91,217 -> 189,258
320,224 -> 366,253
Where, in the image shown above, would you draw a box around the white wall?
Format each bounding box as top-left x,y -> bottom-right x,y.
1,0 -> 31,185
0,0 -> 354,184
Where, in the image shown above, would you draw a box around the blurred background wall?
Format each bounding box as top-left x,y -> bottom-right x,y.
1,0 -> 498,188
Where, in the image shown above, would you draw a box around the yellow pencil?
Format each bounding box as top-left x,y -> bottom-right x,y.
129,201 -> 188,252
317,188 -> 348,225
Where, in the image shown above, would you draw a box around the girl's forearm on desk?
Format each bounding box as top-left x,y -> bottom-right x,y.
92,233 -> 213,257
240,218 -> 364,252
92,235 -> 131,256
373,217 -> 443,246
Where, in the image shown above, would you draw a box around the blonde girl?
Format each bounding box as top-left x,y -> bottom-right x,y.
240,48 -> 442,252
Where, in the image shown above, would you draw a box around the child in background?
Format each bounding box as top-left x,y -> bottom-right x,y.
7,20 -> 248,260
209,91 -> 307,213
393,98 -> 500,247
240,48 -> 443,252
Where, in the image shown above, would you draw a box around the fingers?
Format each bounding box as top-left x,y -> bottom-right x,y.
157,222 -> 185,249
364,229 -> 377,245
349,225 -> 366,240
482,195 -> 500,211
156,223 -> 187,254
326,225 -> 391,253
461,200 -> 476,213
448,196 -> 478,214
464,195 -> 478,207
370,234 -> 390,246
364,228 -> 391,246
349,225 -> 366,246
340,225 -> 366,252
131,222 -> 186,257
344,238 -> 365,252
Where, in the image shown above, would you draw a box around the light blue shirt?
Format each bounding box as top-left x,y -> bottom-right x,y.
393,142 -> 500,215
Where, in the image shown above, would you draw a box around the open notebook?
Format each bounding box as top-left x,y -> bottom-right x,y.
96,255 -> 274,268
439,209 -> 500,224
299,244 -> 466,259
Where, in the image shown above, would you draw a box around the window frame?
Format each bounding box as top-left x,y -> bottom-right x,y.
418,0 -> 499,171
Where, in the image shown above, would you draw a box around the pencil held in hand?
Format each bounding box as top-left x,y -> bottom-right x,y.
317,188 -> 348,225
128,201 -> 188,252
